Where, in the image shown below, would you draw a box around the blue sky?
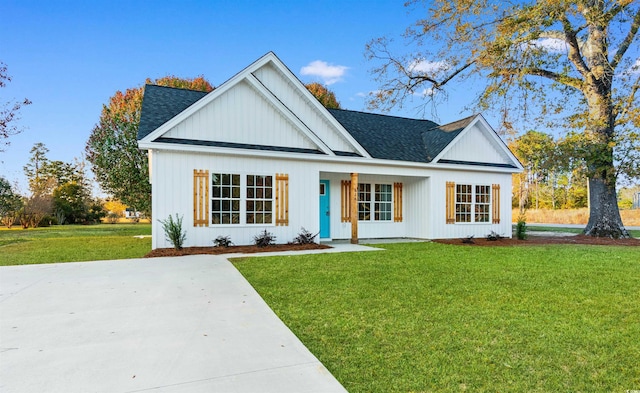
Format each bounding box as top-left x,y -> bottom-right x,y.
1,0 -> 478,194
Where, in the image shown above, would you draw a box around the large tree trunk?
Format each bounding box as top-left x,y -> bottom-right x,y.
584,175 -> 629,238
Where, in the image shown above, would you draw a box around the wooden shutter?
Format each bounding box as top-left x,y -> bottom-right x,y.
393,182 -> 403,222
446,181 -> 455,224
492,184 -> 501,224
193,169 -> 209,227
341,180 -> 351,222
275,173 -> 289,226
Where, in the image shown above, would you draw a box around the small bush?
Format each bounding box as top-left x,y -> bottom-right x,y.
158,214 -> 186,250
292,227 -> 318,244
254,229 -> 276,248
213,235 -> 233,247
106,212 -> 119,224
486,231 -> 502,241
516,214 -> 527,240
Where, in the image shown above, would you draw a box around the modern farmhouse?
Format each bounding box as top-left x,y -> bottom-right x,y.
138,52 -> 523,249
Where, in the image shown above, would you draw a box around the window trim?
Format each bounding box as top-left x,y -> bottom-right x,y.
209,172 -> 275,227
358,182 -> 393,222
453,183 -> 492,224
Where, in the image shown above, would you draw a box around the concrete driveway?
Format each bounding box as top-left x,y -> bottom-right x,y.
0,255 -> 350,393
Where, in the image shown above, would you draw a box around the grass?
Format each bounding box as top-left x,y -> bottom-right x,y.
233,242 -> 640,392
0,224 -> 151,265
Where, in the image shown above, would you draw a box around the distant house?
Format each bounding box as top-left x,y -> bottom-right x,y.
138,52 -> 523,249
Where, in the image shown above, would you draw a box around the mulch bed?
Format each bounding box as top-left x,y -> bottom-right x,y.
433,234 -> 640,247
144,243 -> 331,258
145,235 -> 639,257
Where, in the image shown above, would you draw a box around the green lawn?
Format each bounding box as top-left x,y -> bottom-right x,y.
234,242 -> 640,392
0,224 -> 151,265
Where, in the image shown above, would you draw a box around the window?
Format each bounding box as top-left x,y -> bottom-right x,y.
211,173 -> 240,224
246,175 -> 273,224
374,184 -> 392,221
358,183 -> 371,220
475,185 -> 491,223
454,183 -> 491,223
358,183 -> 392,221
455,184 -> 472,223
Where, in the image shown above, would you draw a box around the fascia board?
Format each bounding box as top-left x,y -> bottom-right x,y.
142,140 -> 522,174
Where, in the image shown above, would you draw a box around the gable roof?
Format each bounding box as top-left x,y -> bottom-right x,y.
137,52 -> 521,171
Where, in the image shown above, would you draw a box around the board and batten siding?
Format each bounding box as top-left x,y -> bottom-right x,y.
150,150 -> 319,249
428,171 -> 513,239
252,63 -> 358,154
440,124 -> 513,165
164,81 -> 318,150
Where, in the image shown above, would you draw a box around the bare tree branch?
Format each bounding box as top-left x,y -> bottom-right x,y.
611,7 -> 640,70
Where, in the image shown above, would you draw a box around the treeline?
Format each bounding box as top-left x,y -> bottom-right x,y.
0,143 -> 105,228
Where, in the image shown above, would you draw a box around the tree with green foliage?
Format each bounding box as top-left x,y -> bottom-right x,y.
366,1 -> 639,238
305,82 -> 341,109
0,176 -> 23,228
0,62 -> 31,151
85,76 -> 214,218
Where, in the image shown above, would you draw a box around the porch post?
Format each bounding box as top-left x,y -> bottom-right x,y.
350,172 -> 358,244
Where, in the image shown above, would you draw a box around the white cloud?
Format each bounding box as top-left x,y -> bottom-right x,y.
524,38 -> 567,53
408,59 -> 449,74
631,58 -> 640,74
300,60 -> 348,85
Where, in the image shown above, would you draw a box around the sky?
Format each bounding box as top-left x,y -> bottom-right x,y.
3,1 -> 636,195
1,0 -> 479,195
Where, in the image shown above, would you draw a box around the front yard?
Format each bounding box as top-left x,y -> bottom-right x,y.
233,242 -> 640,392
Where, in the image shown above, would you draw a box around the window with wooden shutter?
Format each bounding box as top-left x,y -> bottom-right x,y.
393,182 -> 403,222
492,184 -> 501,224
193,169 -> 209,227
275,173 -> 289,226
446,181 -> 455,224
341,180 -> 351,222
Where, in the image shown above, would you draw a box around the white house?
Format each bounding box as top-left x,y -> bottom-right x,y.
138,52 -> 523,249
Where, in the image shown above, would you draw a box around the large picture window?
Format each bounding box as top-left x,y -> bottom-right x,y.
246,175 -> 273,224
212,173 -> 240,224
358,183 -> 392,221
455,184 -> 491,223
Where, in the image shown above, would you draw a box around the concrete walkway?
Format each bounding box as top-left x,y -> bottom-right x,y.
0,244 -> 379,393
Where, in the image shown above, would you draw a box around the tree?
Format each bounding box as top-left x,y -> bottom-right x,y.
366,1 -> 639,238
0,62 -> 31,151
23,143 -> 53,196
0,176 -> 22,228
85,76 -> 214,217
305,82 -> 341,109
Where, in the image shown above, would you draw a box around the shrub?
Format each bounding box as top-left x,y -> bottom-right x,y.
486,231 -> 502,241
158,214 -> 186,250
106,212 -> 119,224
213,235 -> 233,247
254,229 -> 276,248
292,227 -> 318,244
516,214 -> 527,240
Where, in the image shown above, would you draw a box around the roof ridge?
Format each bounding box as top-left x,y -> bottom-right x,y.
144,84 -> 210,93
328,108 -> 440,124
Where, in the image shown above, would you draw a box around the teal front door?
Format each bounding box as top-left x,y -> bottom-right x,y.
319,180 -> 330,238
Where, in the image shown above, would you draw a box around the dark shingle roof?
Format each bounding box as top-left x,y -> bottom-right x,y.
137,84 -> 209,140
328,109 -> 469,163
138,85 -> 473,164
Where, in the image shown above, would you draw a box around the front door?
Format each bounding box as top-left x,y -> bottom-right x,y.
319,180 -> 330,238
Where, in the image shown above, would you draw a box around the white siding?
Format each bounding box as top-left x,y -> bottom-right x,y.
164,81 -> 318,150
151,149 -> 515,248
440,124 -> 512,164
252,63 -> 358,154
